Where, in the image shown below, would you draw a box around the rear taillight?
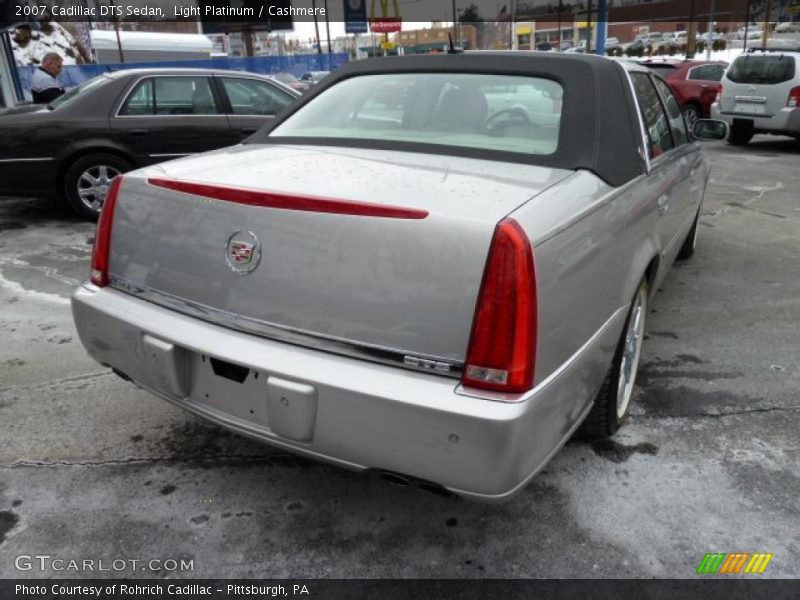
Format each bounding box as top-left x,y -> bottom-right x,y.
90,175 -> 123,287
788,86 -> 800,108
462,218 -> 537,395
715,85 -> 723,103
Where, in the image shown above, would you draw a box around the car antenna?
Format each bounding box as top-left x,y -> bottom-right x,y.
448,33 -> 463,54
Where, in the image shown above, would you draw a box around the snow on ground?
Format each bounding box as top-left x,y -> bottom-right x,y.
7,22 -> 82,66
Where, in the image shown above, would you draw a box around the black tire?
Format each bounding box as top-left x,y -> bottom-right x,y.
728,126 -> 753,146
579,279 -> 649,439
676,210 -> 700,261
63,153 -> 133,220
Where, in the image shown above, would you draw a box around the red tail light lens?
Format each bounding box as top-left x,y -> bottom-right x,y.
90,175 -> 123,287
788,86 -> 800,108
462,218 -> 537,395
715,85 -> 723,103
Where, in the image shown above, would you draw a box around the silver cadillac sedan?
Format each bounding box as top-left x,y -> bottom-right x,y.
72,53 -> 722,501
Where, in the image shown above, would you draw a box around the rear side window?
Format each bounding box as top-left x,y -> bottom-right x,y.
688,64 -> 725,82
631,72 -> 675,158
220,78 -> 293,116
726,56 -> 796,84
652,77 -> 688,147
268,73 -> 564,156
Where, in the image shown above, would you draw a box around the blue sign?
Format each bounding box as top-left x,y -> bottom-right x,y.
343,0 -> 368,34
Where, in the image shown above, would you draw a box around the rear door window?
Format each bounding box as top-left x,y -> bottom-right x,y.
726,56 -> 796,84
120,77 -> 219,116
154,77 -> 218,115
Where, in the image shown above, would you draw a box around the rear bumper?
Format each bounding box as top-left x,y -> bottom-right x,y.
72,284 -> 624,502
712,103 -> 800,134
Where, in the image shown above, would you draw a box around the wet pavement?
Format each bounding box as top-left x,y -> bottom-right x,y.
0,136 -> 798,578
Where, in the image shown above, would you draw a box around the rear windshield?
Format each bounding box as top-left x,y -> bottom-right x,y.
262,73 -> 563,156
644,65 -> 678,77
726,55 -> 796,84
48,75 -> 112,110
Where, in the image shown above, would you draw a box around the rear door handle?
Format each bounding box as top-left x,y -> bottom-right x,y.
657,195 -> 670,215
129,129 -> 149,136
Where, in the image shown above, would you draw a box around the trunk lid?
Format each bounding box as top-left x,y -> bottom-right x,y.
110,144 -> 571,367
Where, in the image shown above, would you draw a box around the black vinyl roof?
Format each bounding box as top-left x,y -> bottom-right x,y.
248,53 -> 647,187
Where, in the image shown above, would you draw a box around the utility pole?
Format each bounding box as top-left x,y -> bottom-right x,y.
112,8 -> 124,62
324,0 -> 332,54
686,0 -> 698,59
706,0 -> 716,59
586,0 -> 593,54
557,0 -> 562,49
743,0 -> 752,52
312,0 -> 322,54
243,25 -> 254,57
452,0 -> 458,42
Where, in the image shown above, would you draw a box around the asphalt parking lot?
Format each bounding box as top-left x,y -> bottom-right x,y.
0,136 -> 798,579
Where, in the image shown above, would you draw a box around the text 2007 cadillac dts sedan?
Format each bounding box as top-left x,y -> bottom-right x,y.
72,53 -> 724,501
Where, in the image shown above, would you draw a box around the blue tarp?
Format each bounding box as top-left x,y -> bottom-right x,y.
17,53 -> 349,96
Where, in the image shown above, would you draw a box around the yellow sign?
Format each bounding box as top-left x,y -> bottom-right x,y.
575,21 -> 595,29
381,41 -> 397,50
516,25 -> 533,35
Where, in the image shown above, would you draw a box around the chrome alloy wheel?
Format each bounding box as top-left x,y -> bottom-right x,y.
616,285 -> 647,419
683,105 -> 700,130
77,165 -> 121,213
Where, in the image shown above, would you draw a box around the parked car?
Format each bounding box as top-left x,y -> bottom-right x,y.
271,71 -> 311,93
621,39 -> 647,53
0,68 -> 300,219
564,42 -> 587,53
712,49 -> 800,145
641,59 -> 728,127
735,25 -> 763,40
698,31 -> 723,43
774,22 -> 800,34
300,71 -> 331,85
72,53 -> 724,501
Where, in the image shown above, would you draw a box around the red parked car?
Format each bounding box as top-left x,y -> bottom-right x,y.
641,59 -> 728,128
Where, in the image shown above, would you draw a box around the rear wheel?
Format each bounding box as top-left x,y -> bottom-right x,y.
728,125 -> 753,146
580,279 -> 648,438
64,153 -> 132,220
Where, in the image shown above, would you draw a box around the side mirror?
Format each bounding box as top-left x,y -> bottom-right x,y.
693,119 -> 728,141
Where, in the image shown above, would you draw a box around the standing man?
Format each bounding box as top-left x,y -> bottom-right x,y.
31,52 -> 65,104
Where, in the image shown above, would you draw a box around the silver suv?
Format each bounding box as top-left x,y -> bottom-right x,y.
711,49 -> 800,145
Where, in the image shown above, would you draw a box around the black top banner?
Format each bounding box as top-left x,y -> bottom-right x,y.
0,0 -> 788,24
